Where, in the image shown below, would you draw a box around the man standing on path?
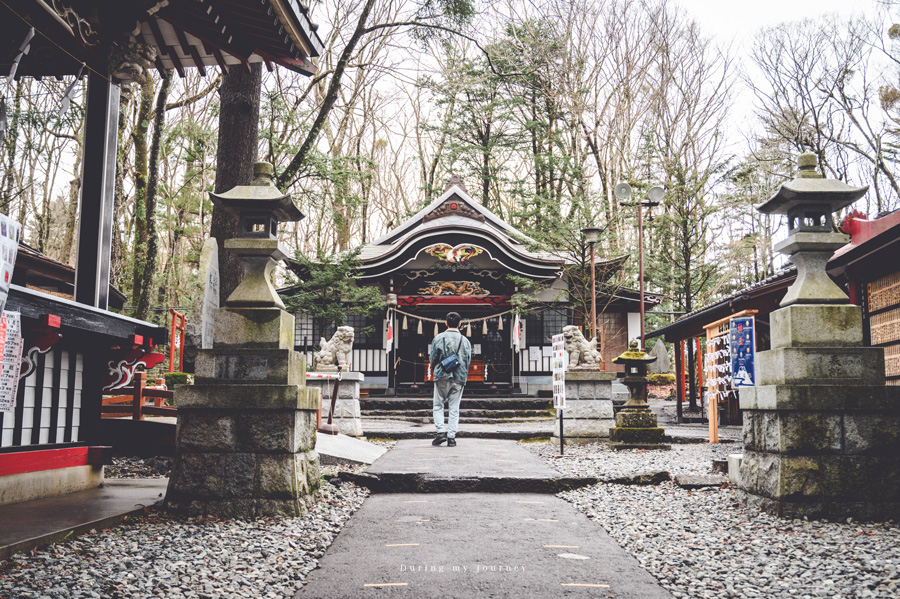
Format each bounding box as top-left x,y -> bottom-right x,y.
429,311 -> 472,447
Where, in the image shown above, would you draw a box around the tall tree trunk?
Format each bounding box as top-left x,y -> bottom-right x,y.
111,87 -> 134,290
135,71 -> 172,320
211,63 -> 262,304
132,78 -> 154,315
61,147 -> 83,264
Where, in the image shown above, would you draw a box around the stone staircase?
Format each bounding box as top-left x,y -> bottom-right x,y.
360,396 -> 554,425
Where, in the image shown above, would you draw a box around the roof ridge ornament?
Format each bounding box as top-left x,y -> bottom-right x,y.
422,197 -> 485,224
443,174 -> 468,193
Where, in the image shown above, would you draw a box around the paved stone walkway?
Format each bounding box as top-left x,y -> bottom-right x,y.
298,439 -> 672,598
0,479 -> 168,560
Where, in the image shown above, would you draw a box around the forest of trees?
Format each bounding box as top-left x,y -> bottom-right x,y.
3,0 -> 900,328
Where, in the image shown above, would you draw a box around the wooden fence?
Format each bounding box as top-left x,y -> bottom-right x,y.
101,372 -> 176,420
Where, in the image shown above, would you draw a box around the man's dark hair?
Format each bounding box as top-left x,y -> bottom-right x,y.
446,312 -> 461,328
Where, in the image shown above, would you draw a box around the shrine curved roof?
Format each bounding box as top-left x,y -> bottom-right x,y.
359,183 -> 622,280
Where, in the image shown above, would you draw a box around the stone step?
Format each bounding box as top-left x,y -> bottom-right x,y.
360,397 -> 552,411
363,415 -> 554,424
362,408 -> 553,418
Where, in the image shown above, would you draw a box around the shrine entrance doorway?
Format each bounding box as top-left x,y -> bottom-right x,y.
395,306 -> 513,393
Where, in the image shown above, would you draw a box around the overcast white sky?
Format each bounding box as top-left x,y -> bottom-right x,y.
678,0 -> 872,44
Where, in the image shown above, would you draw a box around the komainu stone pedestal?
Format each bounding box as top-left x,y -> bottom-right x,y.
552,371 -> 615,443
306,371 -> 364,438
165,307 -> 321,517
738,304 -> 900,520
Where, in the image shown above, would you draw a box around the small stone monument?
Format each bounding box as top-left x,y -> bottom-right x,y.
608,340 -> 671,450
648,339 -> 670,375
306,326 -> 364,437
166,162 -> 320,517
739,152 -> 900,520
552,326 -> 616,443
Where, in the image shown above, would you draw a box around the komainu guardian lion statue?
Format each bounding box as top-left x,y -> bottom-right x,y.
562,325 -> 602,369
313,326 -> 354,372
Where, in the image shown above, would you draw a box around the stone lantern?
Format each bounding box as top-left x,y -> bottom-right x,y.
608,339 -> 670,450
166,162 -> 320,518
739,152 -> 900,520
209,161 -> 304,308
758,151 -> 865,307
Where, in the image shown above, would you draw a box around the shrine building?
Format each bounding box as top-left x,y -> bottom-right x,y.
289,178 -> 659,396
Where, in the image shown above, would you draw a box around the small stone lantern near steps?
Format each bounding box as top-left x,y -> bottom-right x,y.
608,340 -> 671,450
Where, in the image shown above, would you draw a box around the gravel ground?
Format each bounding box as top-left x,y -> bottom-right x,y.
523,441 -> 900,599
105,456 -> 172,479
0,479 -> 368,599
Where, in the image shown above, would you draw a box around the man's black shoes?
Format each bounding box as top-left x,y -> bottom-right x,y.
432,434 -> 448,446
447,438 -> 457,447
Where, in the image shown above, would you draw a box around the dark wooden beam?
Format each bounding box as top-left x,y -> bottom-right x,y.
74,71 -> 119,310
147,18 -> 170,56
174,26 -> 207,76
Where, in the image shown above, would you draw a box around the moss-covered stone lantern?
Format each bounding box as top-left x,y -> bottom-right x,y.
739,152 -> 900,521
608,339 -> 670,450
757,152 -> 866,307
166,161 -> 319,518
209,161 -> 304,308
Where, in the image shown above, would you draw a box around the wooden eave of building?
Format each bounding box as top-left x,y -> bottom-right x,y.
0,0 -> 324,80
13,244 -> 127,310
139,0 -> 324,77
828,209 -> 900,282
646,268 -> 797,343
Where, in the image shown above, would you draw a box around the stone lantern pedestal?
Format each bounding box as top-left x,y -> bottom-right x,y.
739,153 -> 900,520
608,341 -> 671,450
165,163 -> 320,517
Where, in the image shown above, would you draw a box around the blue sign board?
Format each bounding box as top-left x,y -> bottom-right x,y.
730,316 -> 755,387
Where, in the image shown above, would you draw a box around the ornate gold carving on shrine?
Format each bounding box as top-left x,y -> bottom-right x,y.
422,199 -> 485,224
423,243 -> 484,263
418,281 -> 489,296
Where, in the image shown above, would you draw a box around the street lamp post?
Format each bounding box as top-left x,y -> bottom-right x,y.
617,184 -> 664,350
581,227 -> 602,343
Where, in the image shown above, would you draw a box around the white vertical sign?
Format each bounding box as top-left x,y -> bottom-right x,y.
0,214 -> 22,314
0,311 -> 23,413
551,333 -> 567,410
198,238 -> 219,350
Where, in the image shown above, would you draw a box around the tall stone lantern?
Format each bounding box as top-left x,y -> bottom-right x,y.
166,162 -> 321,518
608,340 -> 670,450
739,152 -> 900,520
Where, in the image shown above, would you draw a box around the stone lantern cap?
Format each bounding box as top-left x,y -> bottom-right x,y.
210,162 -> 304,223
757,152 -> 867,216
613,339 -> 657,367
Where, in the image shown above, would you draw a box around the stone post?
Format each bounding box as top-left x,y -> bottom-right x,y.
739,152 -> 900,520
552,371 -> 616,443
165,163 -> 320,517
306,372 -> 365,438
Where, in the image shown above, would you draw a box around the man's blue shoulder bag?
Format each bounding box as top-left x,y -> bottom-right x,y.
440,335 -> 465,372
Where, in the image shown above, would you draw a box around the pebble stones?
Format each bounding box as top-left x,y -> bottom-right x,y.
524,441 -> 900,599
0,480 -> 369,599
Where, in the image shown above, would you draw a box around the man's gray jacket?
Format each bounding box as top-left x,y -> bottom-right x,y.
430,328 -> 472,384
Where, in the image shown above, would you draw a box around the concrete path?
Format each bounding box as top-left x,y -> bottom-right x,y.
299,441 -> 673,598
0,478 -> 168,561
343,439 -> 597,493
